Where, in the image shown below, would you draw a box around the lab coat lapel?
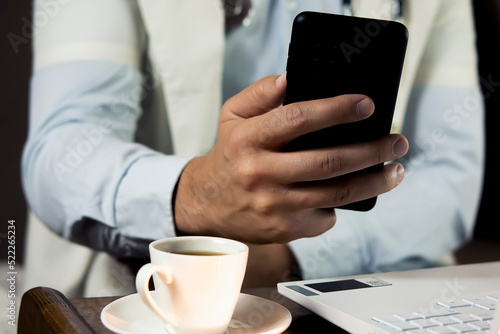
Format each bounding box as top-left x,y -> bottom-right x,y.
137,0 -> 225,155
137,0 -> 442,146
353,0 -> 441,132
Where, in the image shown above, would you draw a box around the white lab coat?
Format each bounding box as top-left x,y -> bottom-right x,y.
22,0 -> 480,297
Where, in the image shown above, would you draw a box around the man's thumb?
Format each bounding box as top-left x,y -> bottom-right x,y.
222,73 -> 287,120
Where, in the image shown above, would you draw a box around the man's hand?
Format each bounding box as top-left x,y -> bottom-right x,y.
174,73 -> 408,243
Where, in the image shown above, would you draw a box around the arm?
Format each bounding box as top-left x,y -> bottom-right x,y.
174,74 -> 408,243
288,0 -> 485,279
176,74 -> 408,287
22,0 -> 191,258
24,0 -> 409,263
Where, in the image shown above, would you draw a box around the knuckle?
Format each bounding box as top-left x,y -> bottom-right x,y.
252,193 -> 278,216
257,117 -> 277,144
231,161 -> 261,190
283,104 -> 308,131
224,128 -> 258,158
248,80 -> 267,108
332,95 -> 353,115
334,183 -> 354,206
321,151 -> 344,176
383,167 -> 397,191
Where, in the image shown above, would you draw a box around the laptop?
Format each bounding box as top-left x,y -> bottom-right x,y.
278,261 -> 500,333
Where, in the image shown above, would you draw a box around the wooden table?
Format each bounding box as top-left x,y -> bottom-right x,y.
18,286 -> 346,333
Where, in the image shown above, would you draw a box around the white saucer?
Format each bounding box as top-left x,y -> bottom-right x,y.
101,291 -> 292,334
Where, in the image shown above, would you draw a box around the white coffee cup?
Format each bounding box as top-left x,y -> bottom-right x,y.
136,236 -> 249,334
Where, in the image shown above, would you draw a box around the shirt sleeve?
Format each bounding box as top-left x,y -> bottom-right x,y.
289,0 -> 485,279
22,0 -> 192,258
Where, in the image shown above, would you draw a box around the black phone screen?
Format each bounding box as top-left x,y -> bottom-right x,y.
284,12 -> 408,211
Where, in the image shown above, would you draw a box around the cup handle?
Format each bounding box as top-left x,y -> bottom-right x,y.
135,263 -> 178,327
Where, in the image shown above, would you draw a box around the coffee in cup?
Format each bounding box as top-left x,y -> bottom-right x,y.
135,236 -> 248,334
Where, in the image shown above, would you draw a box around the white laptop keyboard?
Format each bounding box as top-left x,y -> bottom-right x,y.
372,291 -> 499,333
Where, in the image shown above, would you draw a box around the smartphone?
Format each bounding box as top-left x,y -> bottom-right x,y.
284,11 -> 408,211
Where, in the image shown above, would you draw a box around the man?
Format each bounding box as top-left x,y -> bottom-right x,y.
22,0 -> 483,296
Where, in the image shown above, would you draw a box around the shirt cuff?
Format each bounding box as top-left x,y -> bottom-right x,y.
114,153 -> 193,240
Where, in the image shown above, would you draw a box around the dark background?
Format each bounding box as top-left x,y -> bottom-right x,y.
0,0 -> 31,263
0,0 -> 499,265
472,0 -> 500,240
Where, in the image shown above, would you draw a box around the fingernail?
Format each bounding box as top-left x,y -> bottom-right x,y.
276,72 -> 287,86
392,138 -> 408,157
356,98 -> 374,117
396,165 -> 405,184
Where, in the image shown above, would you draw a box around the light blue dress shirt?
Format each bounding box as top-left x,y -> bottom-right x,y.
23,0 -> 484,279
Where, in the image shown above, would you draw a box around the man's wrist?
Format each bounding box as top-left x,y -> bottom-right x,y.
173,156 -> 215,236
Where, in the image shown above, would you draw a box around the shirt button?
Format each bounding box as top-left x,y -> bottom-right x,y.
242,7 -> 256,27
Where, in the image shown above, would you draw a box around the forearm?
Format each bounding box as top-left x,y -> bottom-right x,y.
22,61 -> 191,257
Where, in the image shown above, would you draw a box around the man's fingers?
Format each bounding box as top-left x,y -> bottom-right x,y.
283,163 -> 405,209
222,73 -> 287,121
250,94 -> 374,148
257,134 -> 408,183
